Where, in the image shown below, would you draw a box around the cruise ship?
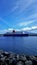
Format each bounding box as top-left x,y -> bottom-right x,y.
4,30 -> 29,36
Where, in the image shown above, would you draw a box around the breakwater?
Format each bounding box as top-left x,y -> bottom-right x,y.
0,50 -> 37,65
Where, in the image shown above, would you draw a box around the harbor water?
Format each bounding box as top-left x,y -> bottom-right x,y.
0,36 -> 37,55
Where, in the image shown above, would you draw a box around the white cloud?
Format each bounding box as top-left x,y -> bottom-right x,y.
0,26 -> 37,34
4,28 -> 13,32
0,28 -> 13,34
8,28 -> 13,31
21,26 -> 37,31
21,27 -> 31,31
31,26 -> 37,30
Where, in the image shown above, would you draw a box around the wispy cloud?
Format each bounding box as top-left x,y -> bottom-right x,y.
15,0 -> 37,22
18,20 -> 35,27
11,5 -> 18,13
16,0 -> 34,14
0,0 -> 37,33
8,0 -> 35,15
26,13 -> 37,20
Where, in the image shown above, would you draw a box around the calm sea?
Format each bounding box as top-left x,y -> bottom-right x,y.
0,36 -> 37,55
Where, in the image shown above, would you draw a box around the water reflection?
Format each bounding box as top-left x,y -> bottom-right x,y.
0,36 -> 37,55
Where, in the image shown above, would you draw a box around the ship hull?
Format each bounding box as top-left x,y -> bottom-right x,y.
4,34 -> 29,36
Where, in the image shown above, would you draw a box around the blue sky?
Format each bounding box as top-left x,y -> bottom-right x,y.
0,0 -> 37,33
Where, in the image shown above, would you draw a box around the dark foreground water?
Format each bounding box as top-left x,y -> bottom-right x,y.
0,36 -> 37,55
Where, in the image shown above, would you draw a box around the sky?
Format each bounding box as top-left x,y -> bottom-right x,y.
0,0 -> 37,33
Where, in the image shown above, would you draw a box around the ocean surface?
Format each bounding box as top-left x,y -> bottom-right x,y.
0,36 -> 37,55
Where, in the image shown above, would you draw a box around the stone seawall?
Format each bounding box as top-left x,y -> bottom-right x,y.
0,50 -> 37,65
